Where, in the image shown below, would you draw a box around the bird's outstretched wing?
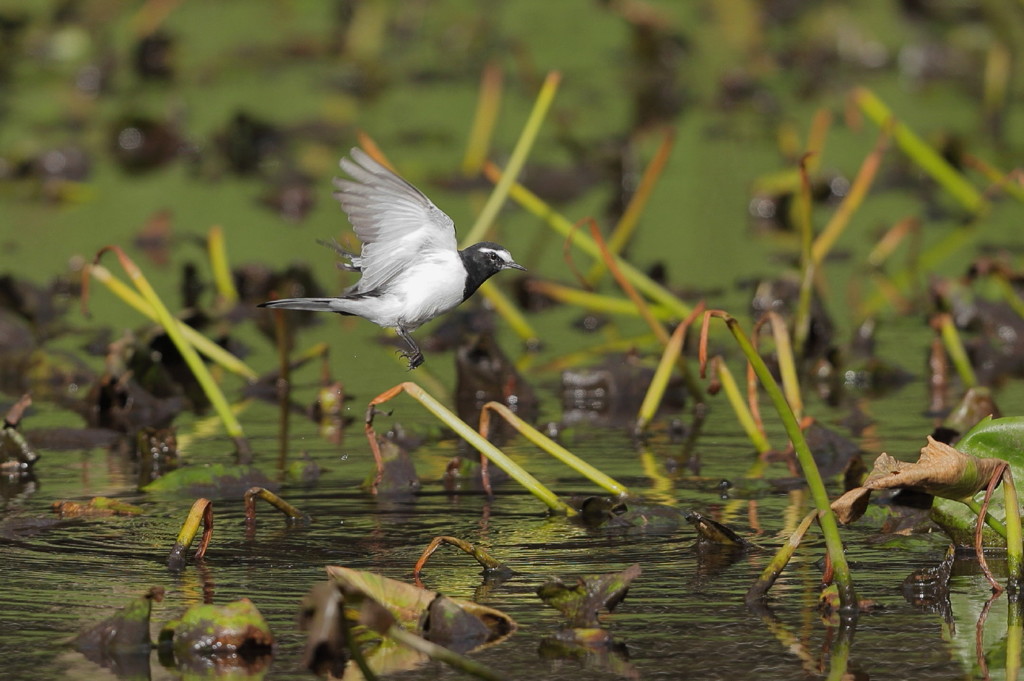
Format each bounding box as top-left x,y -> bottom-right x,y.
332,148 -> 457,294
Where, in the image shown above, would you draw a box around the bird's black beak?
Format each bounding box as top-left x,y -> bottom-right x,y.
505,261 -> 527,271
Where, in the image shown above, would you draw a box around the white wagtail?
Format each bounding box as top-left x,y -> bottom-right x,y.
259,148 -> 525,369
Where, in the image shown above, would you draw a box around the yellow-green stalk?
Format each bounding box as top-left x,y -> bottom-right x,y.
92,246 -> 251,459
480,401 -> 629,496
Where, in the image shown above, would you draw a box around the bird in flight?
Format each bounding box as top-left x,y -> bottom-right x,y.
259,148 -> 525,369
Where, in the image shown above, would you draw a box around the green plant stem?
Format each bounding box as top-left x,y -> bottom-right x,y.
337,592 -> 378,681
747,509 -> 817,605
760,312 -> 802,422
207,225 -> 239,308
369,383 -> 573,515
964,498 -> 1009,539
93,247 -> 251,459
936,313 -> 978,388
1003,469 -> 1022,585
461,71 -> 560,246
860,221 -> 975,319
635,321 -> 686,433
993,272 -> 1024,320
527,280 -> 675,320
541,333 -> 661,371
852,86 -> 988,215
414,536 -> 508,579
477,282 -> 539,346
462,62 -> 503,176
484,162 -> 691,318
825,624 -> 854,681
811,128 -> 888,266
244,486 -> 310,523
708,311 -> 856,610
963,153 -> 1024,204
713,357 -> 771,456
388,626 -> 506,681
586,129 -> 674,283
89,264 -> 257,380
167,498 -> 213,571
588,218 -> 669,344
793,155 -> 815,355
481,401 -> 629,497
1008,597 -> 1023,681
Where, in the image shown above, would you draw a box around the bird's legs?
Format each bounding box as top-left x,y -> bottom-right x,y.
395,326 -> 425,370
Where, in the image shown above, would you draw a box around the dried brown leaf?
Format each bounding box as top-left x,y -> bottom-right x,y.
832,436 -> 1005,524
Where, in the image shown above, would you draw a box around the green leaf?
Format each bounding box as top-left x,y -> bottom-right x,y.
957,416 -> 1024,465
931,416 -> 1024,547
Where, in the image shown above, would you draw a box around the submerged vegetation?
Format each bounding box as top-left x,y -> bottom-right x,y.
4,1 -> 1024,680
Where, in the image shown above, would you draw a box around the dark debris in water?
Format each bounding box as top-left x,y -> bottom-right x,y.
561,354 -> 687,428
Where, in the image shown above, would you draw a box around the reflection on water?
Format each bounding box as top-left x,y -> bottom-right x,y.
4,317 -> 1024,681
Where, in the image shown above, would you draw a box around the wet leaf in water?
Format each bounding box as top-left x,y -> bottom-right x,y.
18,426 -> 121,450
52,497 -> 144,518
420,594 -> 512,654
110,116 -> 183,173
75,586 -> 164,661
572,496 -> 684,533
157,598 -> 273,671
536,563 -> 641,628
1,420 -> 38,471
78,372 -> 183,434
326,565 -> 516,641
136,426 -> 178,487
313,567 -> 516,678
142,463 -> 277,498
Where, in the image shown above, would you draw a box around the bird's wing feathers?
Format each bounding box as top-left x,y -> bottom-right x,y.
332,148 -> 457,293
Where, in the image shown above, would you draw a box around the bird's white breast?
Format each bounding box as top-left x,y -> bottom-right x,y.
354,249 -> 465,330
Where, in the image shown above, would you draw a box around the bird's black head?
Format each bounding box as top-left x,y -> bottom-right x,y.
459,242 -> 525,300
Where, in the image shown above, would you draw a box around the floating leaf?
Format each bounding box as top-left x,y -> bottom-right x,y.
52,497 -> 144,518
536,564 -> 641,628
420,595 -> 503,654
142,463 -> 276,497
158,598 -> 274,667
314,567 -> 515,680
76,586 -> 164,654
326,566 -> 515,644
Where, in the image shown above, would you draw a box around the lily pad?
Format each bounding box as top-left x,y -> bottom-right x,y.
158,598 -> 274,667
141,463 -> 276,497
931,416 -> 1024,547
536,563 -> 641,628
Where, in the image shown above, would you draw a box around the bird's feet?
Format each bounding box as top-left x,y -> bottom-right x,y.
399,349 -> 424,370
394,327 -> 424,370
